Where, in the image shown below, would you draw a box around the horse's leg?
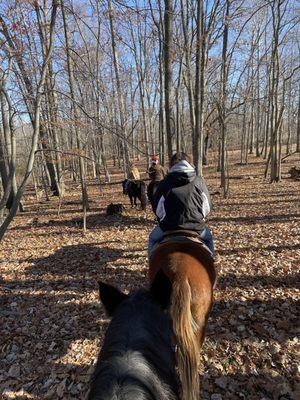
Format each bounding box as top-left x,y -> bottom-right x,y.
129,195 -> 134,207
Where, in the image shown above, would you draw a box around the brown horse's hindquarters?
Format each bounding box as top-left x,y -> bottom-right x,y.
149,243 -> 214,346
149,242 -> 214,400
149,241 -> 215,288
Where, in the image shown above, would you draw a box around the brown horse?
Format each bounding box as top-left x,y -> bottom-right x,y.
149,238 -> 216,400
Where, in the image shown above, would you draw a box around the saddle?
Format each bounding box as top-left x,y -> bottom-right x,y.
160,229 -> 213,256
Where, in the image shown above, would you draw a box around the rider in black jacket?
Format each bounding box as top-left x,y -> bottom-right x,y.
148,152 -> 214,258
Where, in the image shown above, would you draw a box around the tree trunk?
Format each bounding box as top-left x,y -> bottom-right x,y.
159,31 -> 166,166
269,0 -> 284,182
240,103 -> 247,164
219,0 -> 230,197
35,2 -> 63,196
0,66 -> 24,212
194,0 -> 205,175
297,87 -> 300,152
164,0 -> 174,161
61,0 -> 89,218
180,0 -> 195,156
108,0 -> 130,177
255,42 -> 261,157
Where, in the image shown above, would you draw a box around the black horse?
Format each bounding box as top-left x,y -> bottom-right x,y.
88,279 -> 180,400
122,179 -> 147,210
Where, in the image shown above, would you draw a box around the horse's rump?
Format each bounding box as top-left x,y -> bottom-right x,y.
149,240 -> 215,285
149,241 -> 216,400
149,242 -> 215,330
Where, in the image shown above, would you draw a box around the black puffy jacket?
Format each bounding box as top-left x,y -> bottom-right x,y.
153,161 -> 212,233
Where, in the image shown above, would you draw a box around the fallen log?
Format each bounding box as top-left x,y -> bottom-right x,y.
281,151 -> 297,162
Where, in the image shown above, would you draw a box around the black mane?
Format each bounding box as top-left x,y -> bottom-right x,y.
88,290 -> 179,400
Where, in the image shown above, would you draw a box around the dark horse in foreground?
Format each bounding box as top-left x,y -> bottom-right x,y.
88,280 -> 180,400
122,179 -> 147,210
149,236 -> 216,400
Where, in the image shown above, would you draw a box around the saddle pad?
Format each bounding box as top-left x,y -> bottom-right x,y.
159,234 -> 213,258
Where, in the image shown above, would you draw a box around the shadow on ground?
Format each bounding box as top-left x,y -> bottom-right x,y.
0,243 -> 147,398
10,211 -> 155,232
210,212 -> 300,225
217,271 -> 300,289
200,371 -> 298,400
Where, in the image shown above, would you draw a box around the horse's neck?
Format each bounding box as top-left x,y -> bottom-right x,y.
93,352 -> 178,400
102,314 -> 174,368
99,308 -> 178,391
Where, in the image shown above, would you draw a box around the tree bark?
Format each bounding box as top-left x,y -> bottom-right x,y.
297,87 -> 300,152
219,0 -> 230,197
108,0 -> 130,177
194,0 -> 205,175
61,0 -> 89,218
163,0 -> 174,161
180,0 -> 195,155
269,0 -> 284,182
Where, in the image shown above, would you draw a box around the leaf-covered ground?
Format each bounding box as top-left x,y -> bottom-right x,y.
0,153 -> 299,400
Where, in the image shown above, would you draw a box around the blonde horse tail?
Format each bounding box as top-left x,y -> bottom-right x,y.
170,278 -> 203,400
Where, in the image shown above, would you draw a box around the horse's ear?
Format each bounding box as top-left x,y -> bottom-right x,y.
98,281 -> 128,316
150,269 -> 172,309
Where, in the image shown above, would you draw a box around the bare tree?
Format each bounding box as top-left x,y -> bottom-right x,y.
0,0 -> 58,241
0,8 -> 61,197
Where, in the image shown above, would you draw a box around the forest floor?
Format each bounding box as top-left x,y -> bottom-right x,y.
0,152 -> 299,400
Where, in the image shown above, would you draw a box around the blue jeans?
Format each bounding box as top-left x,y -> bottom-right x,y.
200,227 -> 215,257
148,226 -> 215,259
148,225 -> 164,259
